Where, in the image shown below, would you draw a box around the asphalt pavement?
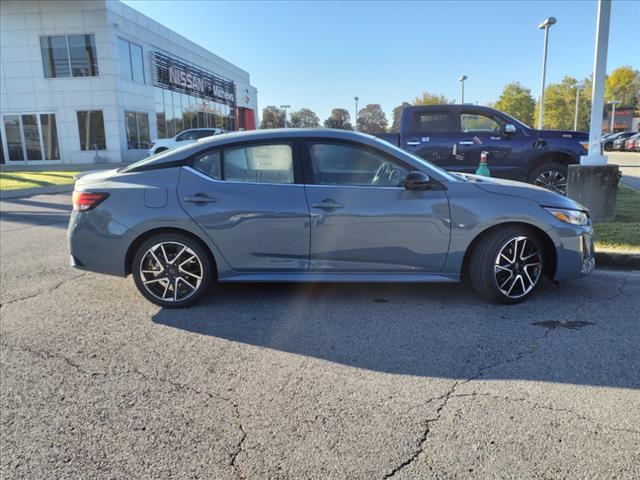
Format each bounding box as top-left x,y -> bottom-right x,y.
1,193 -> 639,479
609,151 -> 640,190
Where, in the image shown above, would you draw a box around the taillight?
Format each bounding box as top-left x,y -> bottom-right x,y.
72,191 -> 109,212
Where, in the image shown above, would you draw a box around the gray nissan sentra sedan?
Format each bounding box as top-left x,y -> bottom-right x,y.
68,129 -> 595,308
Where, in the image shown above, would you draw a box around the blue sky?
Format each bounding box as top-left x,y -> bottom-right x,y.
124,0 -> 640,122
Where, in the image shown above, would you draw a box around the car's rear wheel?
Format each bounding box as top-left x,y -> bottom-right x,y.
529,162 -> 568,195
469,226 -> 544,304
132,233 -> 213,308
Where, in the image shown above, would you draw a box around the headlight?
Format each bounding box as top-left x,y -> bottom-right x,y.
544,207 -> 590,226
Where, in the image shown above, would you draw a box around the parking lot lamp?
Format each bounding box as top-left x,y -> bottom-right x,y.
573,83 -> 583,131
537,16 -> 557,129
458,75 -> 467,104
280,105 -> 290,128
354,96 -> 359,131
608,100 -> 620,133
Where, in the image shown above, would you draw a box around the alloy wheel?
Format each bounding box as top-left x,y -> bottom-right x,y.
535,170 -> 567,195
139,241 -> 203,302
494,236 -> 542,299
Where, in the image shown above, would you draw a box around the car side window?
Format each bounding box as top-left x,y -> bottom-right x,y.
193,150 -> 221,179
177,131 -> 198,141
308,143 -> 409,187
196,130 -> 216,139
223,144 -> 294,184
410,111 -> 452,133
460,113 -> 503,134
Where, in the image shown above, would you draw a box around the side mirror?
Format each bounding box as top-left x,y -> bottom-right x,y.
404,171 -> 431,190
504,124 -> 517,135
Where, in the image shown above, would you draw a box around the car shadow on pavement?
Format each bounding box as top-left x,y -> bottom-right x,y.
0,197 -> 71,229
152,279 -> 640,389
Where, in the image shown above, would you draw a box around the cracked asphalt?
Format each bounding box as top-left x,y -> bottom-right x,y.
1,193 -> 639,479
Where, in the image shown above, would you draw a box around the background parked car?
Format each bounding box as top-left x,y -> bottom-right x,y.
148,128 -> 224,156
603,131 -> 635,151
376,105 -> 589,195
623,132 -> 640,152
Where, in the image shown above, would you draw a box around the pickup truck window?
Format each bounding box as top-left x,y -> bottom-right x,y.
411,111 -> 453,133
460,113 -> 503,134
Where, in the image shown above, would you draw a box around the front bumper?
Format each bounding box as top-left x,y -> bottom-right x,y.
553,230 -> 595,281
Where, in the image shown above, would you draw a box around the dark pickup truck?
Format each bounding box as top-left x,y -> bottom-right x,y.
377,105 -> 589,194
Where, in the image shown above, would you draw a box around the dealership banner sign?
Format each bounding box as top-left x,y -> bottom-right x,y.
153,52 -> 236,106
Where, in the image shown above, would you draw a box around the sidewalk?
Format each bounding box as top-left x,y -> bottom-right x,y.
0,162 -> 129,172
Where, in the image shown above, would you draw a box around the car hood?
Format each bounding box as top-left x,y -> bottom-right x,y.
454,173 -> 587,211
533,129 -> 589,140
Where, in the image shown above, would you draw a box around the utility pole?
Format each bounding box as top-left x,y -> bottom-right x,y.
354,96 -> 359,131
280,105 -> 290,128
609,100 -> 620,133
573,84 -> 582,131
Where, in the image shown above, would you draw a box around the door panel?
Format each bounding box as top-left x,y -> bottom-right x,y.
178,144 -> 310,271
455,112 -> 525,179
303,140 -> 450,272
306,186 -> 450,271
403,109 -> 457,170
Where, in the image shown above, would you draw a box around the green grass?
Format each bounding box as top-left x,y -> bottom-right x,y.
593,185 -> 640,252
0,171 -> 78,190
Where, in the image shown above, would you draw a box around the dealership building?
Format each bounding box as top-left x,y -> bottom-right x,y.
0,0 -> 258,165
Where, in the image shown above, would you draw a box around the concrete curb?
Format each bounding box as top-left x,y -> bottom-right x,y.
0,184 -> 74,200
595,251 -> 640,270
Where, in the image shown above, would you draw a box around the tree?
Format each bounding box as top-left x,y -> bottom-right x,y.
260,106 -> 285,129
289,108 -> 320,128
413,92 -> 451,105
390,102 -> 411,133
535,76 -> 591,131
356,104 -> 388,134
605,66 -> 640,107
493,82 -> 535,127
323,108 -> 353,130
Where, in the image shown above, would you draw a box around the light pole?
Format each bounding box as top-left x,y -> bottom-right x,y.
280,104 -> 290,128
573,83 -> 583,131
608,100 -> 620,133
354,96 -> 359,131
458,75 -> 467,104
537,16 -> 557,129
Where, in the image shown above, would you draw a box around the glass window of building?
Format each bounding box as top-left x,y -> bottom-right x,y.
125,111 -> 151,149
40,114 -> 60,160
118,38 -> 144,84
2,113 -> 60,161
77,110 -> 106,150
41,34 -> 98,78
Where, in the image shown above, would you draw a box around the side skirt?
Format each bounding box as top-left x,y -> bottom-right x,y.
219,272 -> 461,283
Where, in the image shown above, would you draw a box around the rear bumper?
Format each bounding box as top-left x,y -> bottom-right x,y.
68,209 -> 133,277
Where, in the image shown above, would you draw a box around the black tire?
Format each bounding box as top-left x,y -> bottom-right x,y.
469,226 -> 545,305
154,147 -> 168,155
528,162 -> 568,195
132,233 -> 214,308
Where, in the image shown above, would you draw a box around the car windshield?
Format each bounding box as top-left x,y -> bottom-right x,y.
500,112 -> 531,129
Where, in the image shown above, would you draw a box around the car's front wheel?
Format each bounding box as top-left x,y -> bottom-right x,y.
132,233 -> 213,308
469,226 -> 545,304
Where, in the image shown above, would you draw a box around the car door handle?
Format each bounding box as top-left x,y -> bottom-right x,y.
459,141 -> 474,145
406,141 -> 420,146
184,193 -> 217,204
312,199 -> 344,210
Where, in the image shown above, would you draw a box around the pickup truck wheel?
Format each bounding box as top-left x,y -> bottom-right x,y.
469,226 -> 544,304
528,162 -> 567,195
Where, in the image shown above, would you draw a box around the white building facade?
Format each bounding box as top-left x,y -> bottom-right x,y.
0,0 -> 258,165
